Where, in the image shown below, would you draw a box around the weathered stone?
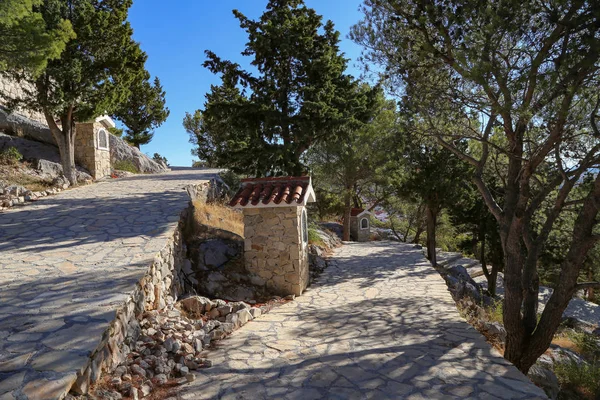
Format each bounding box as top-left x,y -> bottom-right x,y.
249,307 -> 262,319
152,374 -> 168,386
236,309 -> 253,325
528,365 -> 559,400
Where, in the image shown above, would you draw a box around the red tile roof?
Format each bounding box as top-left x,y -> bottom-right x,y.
351,208 -> 365,217
229,176 -> 315,208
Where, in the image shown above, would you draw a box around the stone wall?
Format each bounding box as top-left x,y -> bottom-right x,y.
71,206 -> 197,394
350,216 -> 370,242
74,122 -> 111,179
0,76 -> 47,124
243,206 -> 309,296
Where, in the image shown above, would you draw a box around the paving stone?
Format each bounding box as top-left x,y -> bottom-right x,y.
0,169 -> 219,397
0,371 -> 25,394
31,350 -> 89,373
178,241 -> 548,399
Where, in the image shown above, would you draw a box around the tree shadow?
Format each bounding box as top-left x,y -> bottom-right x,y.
183,296 -> 546,399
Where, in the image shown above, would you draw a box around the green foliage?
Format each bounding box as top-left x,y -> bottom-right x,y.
308,224 -> 325,247
113,160 -> 138,174
187,0 -> 363,176
486,300 -> 504,325
0,146 -> 22,165
567,330 -> 600,359
108,127 -> 123,138
0,0 -> 74,75
114,77 -> 169,149
152,153 -> 168,166
554,360 -> 600,396
2,0 -> 151,184
218,170 -> 242,197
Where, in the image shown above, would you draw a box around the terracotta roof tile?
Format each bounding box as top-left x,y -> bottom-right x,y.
229,176 -> 313,208
351,208 -> 365,217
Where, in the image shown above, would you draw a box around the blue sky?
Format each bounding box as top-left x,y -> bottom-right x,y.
127,0 -> 365,167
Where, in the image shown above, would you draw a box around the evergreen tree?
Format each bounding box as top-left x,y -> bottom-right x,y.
113,76 -> 169,149
353,0 -> 600,372
2,0 -> 149,184
189,0 -> 360,176
0,0 -> 74,75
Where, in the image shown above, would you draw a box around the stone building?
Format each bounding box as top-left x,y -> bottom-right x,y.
74,116 -> 113,180
230,176 -> 316,296
350,208 -> 371,242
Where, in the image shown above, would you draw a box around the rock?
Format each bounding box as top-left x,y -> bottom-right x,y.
0,133 -> 92,180
109,133 -> 168,174
122,374 -> 132,382
249,308 -> 262,319
130,387 -> 139,400
96,389 -> 122,400
236,309 -> 253,325
152,374 -> 168,386
284,294 -> 295,301
179,366 -> 190,376
208,308 -> 220,319
482,322 -> 507,342
130,363 -> 146,378
177,296 -> 213,317
114,365 -> 127,377
217,305 -> 233,317
140,384 -> 152,397
528,365 -> 560,400
225,312 -> 240,328
231,302 -> 250,312
163,337 -> 176,352
186,373 -> 196,382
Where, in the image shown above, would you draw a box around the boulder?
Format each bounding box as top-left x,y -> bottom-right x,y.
443,265 -> 488,304
528,365 -> 560,400
177,296 -> 213,318
108,134 -> 168,174
481,321 -> 506,342
0,132 -> 92,181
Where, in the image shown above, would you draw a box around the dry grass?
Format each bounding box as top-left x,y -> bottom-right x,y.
0,164 -> 53,192
193,200 -> 244,237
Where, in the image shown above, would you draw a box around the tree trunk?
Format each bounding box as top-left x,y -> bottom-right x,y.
425,204 -> 437,266
45,110 -> 77,185
135,143 -> 140,149
342,188 -> 351,241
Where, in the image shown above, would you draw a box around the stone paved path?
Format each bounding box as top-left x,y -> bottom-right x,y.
0,168 -> 218,400
179,241 -> 547,400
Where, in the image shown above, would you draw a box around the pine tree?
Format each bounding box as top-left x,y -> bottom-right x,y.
113,76 -> 169,149
189,0 -> 359,176
0,0 -> 74,75
2,0 -> 149,184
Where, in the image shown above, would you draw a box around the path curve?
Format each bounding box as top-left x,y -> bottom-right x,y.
180,241 -> 547,400
0,168 -> 218,399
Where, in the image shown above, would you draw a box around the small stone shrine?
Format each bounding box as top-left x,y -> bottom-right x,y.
350,208 -> 371,242
74,115 -> 113,179
230,176 -> 316,296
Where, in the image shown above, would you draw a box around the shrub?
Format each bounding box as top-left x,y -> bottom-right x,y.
218,170 -> 242,197
308,223 -> 325,247
113,160 -> 139,173
554,360 -> 600,396
484,299 -> 504,324
569,331 -> 600,358
0,146 -> 23,165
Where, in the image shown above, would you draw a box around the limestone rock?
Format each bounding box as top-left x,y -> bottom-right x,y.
528,365 -> 559,400
108,134 -> 168,174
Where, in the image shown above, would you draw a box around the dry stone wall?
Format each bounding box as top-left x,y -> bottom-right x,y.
71,206 -> 194,394
243,206 -> 309,296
